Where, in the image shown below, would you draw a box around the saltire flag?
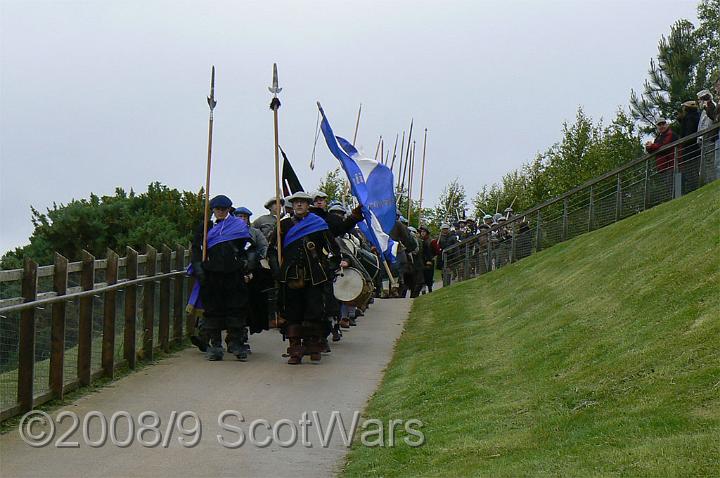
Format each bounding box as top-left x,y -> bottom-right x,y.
280,146 -> 304,196
318,104 -> 398,263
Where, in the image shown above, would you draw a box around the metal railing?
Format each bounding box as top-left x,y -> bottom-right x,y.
442,123 -> 720,286
0,245 -> 192,420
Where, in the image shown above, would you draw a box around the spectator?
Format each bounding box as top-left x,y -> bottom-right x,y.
696,90 -> 716,132
645,118 -> 678,172
678,101 -> 700,193
715,77 -> 720,123
679,101 -> 700,138
698,88 -> 719,181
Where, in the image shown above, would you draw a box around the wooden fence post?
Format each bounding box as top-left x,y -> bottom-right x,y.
143,245 -> 156,361
159,245 -> 171,353
50,253 -> 68,399
173,244 -> 185,343
17,258 -> 37,412
124,247 -> 138,369
77,250 -> 95,386
102,249 -> 118,378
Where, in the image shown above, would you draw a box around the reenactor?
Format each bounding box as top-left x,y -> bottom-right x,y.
417,226 -> 437,293
189,195 -> 257,361
234,206 -> 273,340
271,191 -> 341,365
252,197 -> 284,242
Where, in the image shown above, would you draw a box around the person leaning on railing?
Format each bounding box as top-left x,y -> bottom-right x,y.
645,118 -> 678,172
697,88 -> 719,181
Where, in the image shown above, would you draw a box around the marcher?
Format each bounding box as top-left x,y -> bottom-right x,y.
234,206 -> 273,339
189,195 -> 257,361
272,191 -> 341,365
418,226 -> 436,293
253,197 -> 284,242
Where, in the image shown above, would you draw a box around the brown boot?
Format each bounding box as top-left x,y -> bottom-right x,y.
286,325 -> 304,365
340,318 -> 351,329
304,335 -> 323,362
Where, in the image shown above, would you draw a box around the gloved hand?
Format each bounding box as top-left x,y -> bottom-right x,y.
351,205 -> 363,219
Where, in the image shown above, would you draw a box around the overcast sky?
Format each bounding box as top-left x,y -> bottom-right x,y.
0,0 -> 699,254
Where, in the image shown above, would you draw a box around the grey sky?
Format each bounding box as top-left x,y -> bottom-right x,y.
0,0 -> 699,253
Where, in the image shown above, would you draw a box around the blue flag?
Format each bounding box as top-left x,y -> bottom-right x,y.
318,105 -> 398,263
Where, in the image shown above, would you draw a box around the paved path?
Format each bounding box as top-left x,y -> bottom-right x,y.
0,298 -> 411,478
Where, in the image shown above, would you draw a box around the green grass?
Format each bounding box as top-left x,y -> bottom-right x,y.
343,181 -> 720,477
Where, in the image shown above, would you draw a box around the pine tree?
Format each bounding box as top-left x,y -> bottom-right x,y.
630,20 -> 702,132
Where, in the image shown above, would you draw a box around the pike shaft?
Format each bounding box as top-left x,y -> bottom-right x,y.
202,115 -> 213,261
273,108 -> 282,265
418,128 -> 428,224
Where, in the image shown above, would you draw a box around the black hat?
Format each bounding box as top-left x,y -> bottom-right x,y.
209,195 -> 232,209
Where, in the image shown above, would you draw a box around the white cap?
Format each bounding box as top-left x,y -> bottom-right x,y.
697,89 -> 713,99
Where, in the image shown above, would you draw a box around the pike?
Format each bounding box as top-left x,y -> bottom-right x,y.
201,66 -> 217,261
374,135 -> 382,160
418,128 -> 428,224
407,140 -> 416,222
269,63 -> 284,264
393,130 -> 405,185
343,103 -> 362,206
352,103 -> 362,145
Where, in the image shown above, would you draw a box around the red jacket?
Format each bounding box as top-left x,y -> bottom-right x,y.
646,129 -> 677,171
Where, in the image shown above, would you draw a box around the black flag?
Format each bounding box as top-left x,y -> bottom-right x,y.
280,146 -> 304,197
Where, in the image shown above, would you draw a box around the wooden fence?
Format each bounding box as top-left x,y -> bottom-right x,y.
0,245 -> 192,420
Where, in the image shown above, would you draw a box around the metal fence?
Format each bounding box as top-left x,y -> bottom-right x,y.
442,123 -> 720,286
0,245 -> 192,420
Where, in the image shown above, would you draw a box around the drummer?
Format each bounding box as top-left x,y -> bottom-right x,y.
310,193 -> 365,348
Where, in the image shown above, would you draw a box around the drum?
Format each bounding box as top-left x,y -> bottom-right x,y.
333,267 -> 365,304
354,276 -> 374,310
357,248 -> 380,280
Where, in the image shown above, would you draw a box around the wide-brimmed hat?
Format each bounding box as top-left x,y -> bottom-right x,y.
264,197 -> 284,208
287,191 -> 314,203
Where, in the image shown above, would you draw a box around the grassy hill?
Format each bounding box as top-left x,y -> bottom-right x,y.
343,181 -> 720,477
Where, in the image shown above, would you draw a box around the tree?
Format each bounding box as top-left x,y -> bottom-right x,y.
695,0 -> 720,85
471,108 -> 642,220
426,179 -> 467,228
1,183 -> 204,268
317,167 -> 353,205
630,19 -> 703,132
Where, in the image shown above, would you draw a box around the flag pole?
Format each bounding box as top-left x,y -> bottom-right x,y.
202,66 -> 217,261
418,128 -> 428,225
269,63 -> 283,265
